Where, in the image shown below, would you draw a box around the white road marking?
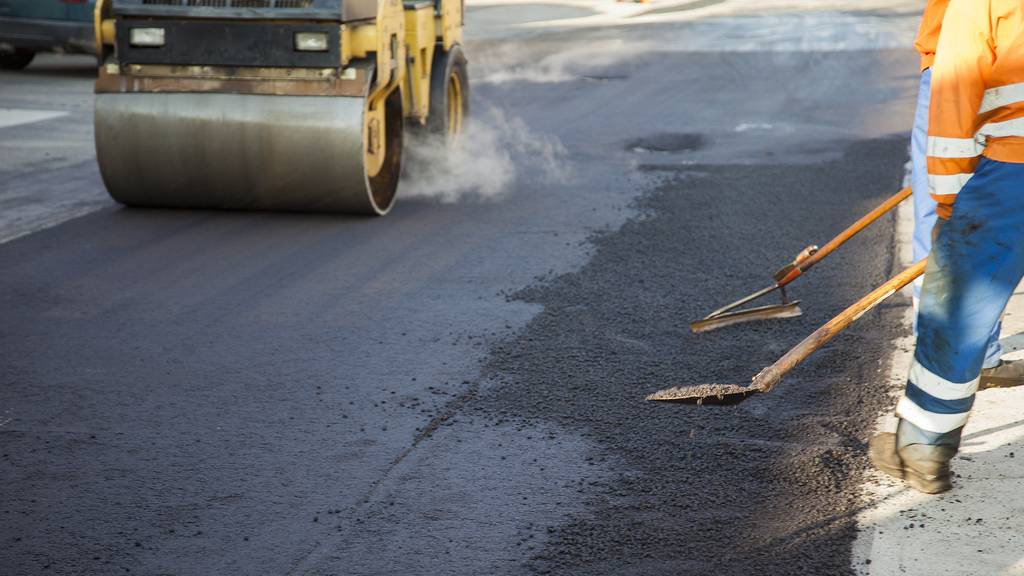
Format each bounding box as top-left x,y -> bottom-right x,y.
0,108 -> 70,130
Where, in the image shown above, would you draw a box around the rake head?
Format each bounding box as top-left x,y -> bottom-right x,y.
690,301 -> 802,333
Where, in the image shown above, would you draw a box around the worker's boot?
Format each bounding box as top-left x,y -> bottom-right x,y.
869,420 -> 960,494
980,359 -> 1024,389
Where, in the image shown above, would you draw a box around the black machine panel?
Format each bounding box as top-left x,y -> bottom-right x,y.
116,18 -> 340,68
111,0 -> 378,22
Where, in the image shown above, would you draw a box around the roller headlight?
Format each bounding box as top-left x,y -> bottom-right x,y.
129,27 -> 165,48
294,32 -> 328,52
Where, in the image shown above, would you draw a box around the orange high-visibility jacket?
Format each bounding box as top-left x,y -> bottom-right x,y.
915,0 -> 950,71
927,0 -> 1024,218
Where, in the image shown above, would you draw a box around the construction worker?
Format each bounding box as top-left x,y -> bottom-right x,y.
909,0 -> 1024,387
871,0 -> 1024,493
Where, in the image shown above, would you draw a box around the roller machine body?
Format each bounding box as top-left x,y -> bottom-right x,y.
93,0 -> 467,214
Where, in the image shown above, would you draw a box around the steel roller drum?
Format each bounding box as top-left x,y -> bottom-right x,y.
95,92 -> 398,215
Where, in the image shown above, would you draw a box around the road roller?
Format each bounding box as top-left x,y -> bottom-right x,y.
92,0 -> 468,215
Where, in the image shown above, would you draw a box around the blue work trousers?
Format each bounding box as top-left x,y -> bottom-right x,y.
910,68 -> 1002,367
898,158 -> 1024,435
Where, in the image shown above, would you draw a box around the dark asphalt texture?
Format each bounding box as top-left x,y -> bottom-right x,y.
476,138 -> 908,575
1,21 -> 917,576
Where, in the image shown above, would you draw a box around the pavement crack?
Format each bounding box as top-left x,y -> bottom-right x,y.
388,380 -> 481,468
287,378 -> 483,575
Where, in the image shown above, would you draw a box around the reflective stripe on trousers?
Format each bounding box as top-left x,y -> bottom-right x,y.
898,158 -> 1024,434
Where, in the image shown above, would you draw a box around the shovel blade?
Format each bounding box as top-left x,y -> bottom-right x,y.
645,382 -> 762,405
691,302 -> 802,333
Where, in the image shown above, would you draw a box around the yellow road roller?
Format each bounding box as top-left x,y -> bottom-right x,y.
92,0 -> 467,215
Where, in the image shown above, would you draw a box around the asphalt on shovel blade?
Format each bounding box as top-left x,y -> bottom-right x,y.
645,382 -> 762,405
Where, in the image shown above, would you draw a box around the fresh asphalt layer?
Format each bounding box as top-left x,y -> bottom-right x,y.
1,12 -> 919,576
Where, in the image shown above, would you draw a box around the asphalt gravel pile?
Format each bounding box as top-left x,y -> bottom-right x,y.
468,137 -> 909,575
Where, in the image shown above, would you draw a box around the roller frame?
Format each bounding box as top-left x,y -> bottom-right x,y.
92,0 -> 465,215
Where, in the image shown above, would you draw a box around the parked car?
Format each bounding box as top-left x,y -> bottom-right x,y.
0,0 -> 96,69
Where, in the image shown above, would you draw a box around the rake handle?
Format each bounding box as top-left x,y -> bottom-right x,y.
777,186 -> 913,286
752,258 -> 927,393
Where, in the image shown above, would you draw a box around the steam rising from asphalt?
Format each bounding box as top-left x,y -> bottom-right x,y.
401,106 -> 569,203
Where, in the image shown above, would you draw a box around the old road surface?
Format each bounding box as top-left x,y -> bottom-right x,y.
2,3 -> 926,575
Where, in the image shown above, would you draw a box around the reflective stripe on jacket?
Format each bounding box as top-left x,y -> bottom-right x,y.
927,0 -> 1024,218
915,0 -> 950,71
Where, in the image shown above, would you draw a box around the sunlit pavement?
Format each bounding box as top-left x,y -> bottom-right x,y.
0,54 -> 106,244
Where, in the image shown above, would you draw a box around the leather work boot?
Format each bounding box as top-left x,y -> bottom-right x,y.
980,359 -> 1024,390
869,433 -> 955,494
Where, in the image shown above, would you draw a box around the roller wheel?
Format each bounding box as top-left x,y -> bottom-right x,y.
426,44 -> 469,140
367,88 -> 404,213
0,49 -> 35,70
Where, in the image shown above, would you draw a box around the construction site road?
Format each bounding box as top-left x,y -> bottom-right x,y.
1,3 -> 926,575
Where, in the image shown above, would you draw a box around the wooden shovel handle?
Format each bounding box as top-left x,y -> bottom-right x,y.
777,186 -> 913,286
752,258 -> 927,393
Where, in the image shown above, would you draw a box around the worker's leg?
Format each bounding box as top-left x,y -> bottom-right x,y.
910,69 -> 935,282
910,68 -> 1004,369
885,159 -> 1024,492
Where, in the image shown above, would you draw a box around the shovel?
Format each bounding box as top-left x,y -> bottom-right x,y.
650,258 -> 926,404
692,186 -> 912,333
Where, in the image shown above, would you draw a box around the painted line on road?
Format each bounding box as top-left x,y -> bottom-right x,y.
0,108 -> 70,130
